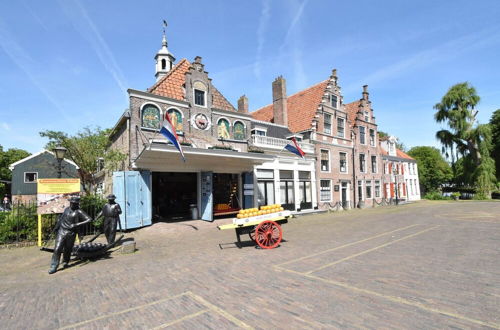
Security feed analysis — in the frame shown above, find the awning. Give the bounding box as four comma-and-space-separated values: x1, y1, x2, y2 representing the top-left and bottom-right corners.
133, 142, 275, 173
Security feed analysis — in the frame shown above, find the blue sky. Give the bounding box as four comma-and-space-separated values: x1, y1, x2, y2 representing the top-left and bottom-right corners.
1, 0, 499, 154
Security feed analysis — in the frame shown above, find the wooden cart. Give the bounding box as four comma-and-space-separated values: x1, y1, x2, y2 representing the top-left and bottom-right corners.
218, 212, 291, 249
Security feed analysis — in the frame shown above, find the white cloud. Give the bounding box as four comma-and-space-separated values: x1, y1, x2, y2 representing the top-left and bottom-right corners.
59, 0, 129, 93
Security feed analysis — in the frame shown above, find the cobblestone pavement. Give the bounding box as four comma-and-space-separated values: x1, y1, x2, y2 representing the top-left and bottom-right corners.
1, 201, 499, 329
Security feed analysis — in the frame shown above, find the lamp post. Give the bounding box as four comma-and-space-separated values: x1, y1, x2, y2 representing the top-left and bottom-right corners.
393, 163, 399, 206
53, 146, 67, 178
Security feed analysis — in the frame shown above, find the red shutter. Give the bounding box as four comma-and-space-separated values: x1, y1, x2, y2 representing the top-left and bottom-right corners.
390, 183, 395, 198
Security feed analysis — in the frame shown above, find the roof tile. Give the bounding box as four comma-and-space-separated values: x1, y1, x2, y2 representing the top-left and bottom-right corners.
251, 80, 329, 132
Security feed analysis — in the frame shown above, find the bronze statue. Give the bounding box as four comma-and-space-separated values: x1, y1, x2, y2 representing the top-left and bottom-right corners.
48, 196, 92, 274
97, 194, 122, 245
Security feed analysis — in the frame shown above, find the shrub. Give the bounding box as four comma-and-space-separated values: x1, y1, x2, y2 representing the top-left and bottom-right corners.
424, 191, 451, 200
0, 204, 38, 244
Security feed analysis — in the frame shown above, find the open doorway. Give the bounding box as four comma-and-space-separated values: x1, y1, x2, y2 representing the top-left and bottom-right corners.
213, 173, 241, 217
152, 172, 197, 221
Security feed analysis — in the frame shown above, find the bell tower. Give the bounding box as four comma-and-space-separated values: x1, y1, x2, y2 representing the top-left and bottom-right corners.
155, 21, 175, 81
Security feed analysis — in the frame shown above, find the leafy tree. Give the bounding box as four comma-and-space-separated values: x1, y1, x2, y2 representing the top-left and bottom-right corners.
40, 127, 126, 194
378, 131, 406, 151
434, 82, 496, 197
407, 146, 452, 194
490, 109, 500, 183
0, 146, 30, 197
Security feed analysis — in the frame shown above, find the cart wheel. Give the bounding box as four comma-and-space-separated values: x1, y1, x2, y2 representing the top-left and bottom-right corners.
248, 228, 256, 242
255, 220, 282, 249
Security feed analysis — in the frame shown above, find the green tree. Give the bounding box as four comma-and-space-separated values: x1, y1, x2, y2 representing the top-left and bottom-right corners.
490, 109, 500, 183
434, 82, 496, 198
0, 146, 30, 197
40, 127, 126, 194
407, 146, 453, 194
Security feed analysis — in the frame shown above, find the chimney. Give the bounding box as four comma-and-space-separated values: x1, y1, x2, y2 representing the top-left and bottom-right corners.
331, 69, 338, 86
272, 76, 288, 126
362, 85, 369, 100
238, 95, 248, 113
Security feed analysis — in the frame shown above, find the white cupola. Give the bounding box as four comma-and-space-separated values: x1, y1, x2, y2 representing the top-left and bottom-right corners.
155, 25, 175, 81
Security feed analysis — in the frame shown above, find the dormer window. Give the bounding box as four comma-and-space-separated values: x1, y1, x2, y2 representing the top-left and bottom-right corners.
194, 89, 205, 106
251, 128, 267, 136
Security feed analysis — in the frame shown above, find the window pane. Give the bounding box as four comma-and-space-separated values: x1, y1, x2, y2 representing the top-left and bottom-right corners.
194, 89, 205, 106
359, 126, 366, 144
279, 170, 293, 180
337, 118, 344, 137
256, 169, 274, 179
267, 181, 275, 205
279, 182, 287, 204
287, 183, 294, 204
257, 181, 266, 207
324, 113, 332, 134
305, 182, 311, 202
299, 171, 310, 180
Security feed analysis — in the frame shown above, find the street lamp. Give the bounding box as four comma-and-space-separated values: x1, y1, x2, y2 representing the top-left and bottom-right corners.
393, 163, 399, 206
53, 145, 67, 178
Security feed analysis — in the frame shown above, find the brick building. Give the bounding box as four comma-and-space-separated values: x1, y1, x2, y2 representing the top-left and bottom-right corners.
106, 28, 420, 228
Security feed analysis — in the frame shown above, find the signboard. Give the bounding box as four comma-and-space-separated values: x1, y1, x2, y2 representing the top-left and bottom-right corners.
37, 179, 80, 214
244, 189, 254, 196
243, 184, 254, 189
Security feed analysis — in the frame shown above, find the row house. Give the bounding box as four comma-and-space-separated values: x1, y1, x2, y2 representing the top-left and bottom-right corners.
252, 72, 384, 210
380, 136, 421, 202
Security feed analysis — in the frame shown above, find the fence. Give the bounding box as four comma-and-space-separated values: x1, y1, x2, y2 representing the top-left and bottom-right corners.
0, 199, 104, 247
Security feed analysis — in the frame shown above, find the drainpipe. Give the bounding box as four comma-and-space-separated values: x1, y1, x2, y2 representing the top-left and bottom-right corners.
351, 128, 357, 209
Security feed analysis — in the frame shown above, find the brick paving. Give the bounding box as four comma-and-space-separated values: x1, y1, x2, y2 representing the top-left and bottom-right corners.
0, 201, 499, 329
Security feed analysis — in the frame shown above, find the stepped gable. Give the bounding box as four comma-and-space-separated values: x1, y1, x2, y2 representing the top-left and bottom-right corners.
251, 80, 329, 133
147, 58, 236, 112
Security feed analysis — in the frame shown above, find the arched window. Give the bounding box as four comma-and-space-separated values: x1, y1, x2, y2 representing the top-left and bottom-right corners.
217, 119, 230, 139
161, 59, 166, 70
141, 104, 160, 129
233, 121, 245, 140
167, 108, 183, 133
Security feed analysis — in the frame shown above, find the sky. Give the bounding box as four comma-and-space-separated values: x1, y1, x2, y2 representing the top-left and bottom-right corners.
0, 0, 499, 154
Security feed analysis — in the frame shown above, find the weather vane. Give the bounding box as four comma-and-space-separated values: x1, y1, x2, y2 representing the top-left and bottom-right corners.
163, 20, 167, 34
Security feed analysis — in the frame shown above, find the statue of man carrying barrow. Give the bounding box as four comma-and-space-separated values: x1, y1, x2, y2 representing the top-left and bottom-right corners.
48, 196, 92, 274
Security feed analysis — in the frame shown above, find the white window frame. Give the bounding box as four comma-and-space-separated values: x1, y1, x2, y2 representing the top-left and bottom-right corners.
359, 126, 366, 144
339, 152, 348, 173
337, 118, 345, 138
371, 155, 377, 173
320, 149, 330, 172
320, 179, 332, 202
24, 172, 38, 183
369, 129, 375, 146
375, 180, 381, 198
324, 113, 332, 135
366, 180, 372, 199
359, 153, 366, 173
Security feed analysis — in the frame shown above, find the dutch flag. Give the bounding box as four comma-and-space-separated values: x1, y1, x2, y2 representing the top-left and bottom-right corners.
284, 137, 305, 158
160, 112, 186, 162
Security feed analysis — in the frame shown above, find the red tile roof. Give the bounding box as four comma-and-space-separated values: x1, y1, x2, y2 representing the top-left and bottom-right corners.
344, 101, 360, 127
396, 149, 414, 160
148, 59, 190, 101
379, 146, 414, 160
251, 80, 329, 132
147, 58, 235, 112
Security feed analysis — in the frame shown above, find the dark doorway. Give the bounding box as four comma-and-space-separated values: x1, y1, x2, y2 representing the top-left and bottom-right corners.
213, 173, 241, 217
152, 172, 197, 221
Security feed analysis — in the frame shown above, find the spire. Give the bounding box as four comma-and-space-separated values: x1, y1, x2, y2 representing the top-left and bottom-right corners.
155, 20, 175, 82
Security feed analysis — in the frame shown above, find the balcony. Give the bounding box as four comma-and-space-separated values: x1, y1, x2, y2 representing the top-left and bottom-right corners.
250, 135, 315, 154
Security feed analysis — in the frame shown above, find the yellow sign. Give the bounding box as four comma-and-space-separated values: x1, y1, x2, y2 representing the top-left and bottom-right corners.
37, 179, 80, 214
38, 179, 80, 194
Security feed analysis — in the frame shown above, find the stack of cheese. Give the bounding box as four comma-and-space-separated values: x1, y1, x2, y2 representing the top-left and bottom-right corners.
236, 204, 284, 219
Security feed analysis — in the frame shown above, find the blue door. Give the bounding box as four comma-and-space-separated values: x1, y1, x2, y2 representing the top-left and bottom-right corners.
243, 172, 254, 209
200, 171, 213, 221
113, 171, 152, 229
